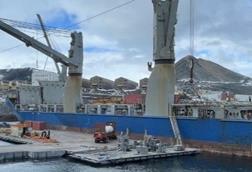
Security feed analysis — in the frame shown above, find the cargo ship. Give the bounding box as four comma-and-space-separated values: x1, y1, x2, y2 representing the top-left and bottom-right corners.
1, 0, 252, 157
8, 101, 251, 157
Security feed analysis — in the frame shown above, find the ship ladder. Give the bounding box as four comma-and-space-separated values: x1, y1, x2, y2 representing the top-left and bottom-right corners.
169, 115, 183, 146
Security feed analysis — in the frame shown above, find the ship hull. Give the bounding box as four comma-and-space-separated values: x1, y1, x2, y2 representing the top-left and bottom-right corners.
18, 111, 252, 156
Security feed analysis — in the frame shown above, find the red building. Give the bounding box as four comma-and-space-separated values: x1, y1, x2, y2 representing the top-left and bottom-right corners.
124, 94, 144, 104
221, 91, 234, 101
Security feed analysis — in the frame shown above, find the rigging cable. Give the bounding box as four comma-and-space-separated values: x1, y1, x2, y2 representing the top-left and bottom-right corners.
190, 0, 195, 56
189, 0, 195, 84
0, 0, 136, 54
66, 0, 135, 29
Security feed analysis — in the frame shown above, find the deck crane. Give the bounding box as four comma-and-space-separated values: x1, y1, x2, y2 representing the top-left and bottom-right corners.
146, 0, 182, 148
145, 0, 178, 116
0, 19, 83, 113
36, 14, 66, 82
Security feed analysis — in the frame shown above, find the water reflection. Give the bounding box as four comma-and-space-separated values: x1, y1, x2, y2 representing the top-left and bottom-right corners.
0, 153, 251, 172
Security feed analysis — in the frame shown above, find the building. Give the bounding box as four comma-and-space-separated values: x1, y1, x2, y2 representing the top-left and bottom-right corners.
139, 78, 148, 90
114, 77, 138, 90
90, 76, 114, 89
139, 78, 148, 89
82, 78, 91, 89
0, 68, 58, 86
124, 93, 144, 104
0, 81, 29, 105
32, 69, 59, 86
0, 81, 11, 90
18, 85, 41, 105
221, 91, 235, 101
199, 90, 222, 101
235, 94, 252, 102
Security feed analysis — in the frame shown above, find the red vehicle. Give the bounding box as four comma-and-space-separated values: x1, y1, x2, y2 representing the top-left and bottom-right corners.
93, 122, 117, 143
94, 131, 108, 143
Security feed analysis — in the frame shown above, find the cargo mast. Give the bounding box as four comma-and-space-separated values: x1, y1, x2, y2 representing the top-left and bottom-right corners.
0, 19, 83, 113
145, 0, 179, 116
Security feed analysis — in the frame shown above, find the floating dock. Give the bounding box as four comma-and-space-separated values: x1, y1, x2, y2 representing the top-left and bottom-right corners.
0, 130, 116, 163
0, 129, 200, 165
0, 146, 66, 163
68, 147, 200, 166
0, 134, 33, 144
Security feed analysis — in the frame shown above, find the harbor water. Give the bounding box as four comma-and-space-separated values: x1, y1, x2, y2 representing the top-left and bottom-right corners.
0, 153, 251, 172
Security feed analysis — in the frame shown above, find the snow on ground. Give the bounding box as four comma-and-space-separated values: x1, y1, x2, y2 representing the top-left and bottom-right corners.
242, 80, 252, 86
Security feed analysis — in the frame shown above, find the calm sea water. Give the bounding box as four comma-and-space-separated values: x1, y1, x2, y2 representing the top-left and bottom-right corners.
0, 153, 251, 172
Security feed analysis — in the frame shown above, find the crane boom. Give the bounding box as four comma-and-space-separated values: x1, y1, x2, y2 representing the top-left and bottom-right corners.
0, 18, 84, 113
152, 0, 178, 62
0, 19, 77, 67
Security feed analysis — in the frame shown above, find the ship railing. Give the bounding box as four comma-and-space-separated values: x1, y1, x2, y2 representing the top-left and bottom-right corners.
172, 103, 252, 121
16, 104, 64, 113
85, 104, 139, 116
172, 104, 217, 119
15, 103, 144, 116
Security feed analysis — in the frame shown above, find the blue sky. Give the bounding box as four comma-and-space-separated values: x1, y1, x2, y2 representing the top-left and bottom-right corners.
0, 0, 251, 82
44, 9, 79, 30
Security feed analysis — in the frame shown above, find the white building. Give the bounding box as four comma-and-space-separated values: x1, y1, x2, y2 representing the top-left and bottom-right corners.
198, 90, 222, 101
235, 94, 252, 102
32, 69, 59, 86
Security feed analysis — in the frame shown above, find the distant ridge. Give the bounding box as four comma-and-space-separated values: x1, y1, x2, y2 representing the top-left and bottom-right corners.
1, 57, 252, 94
176, 55, 249, 82
176, 55, 252, 94
0, 68, 33, 81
